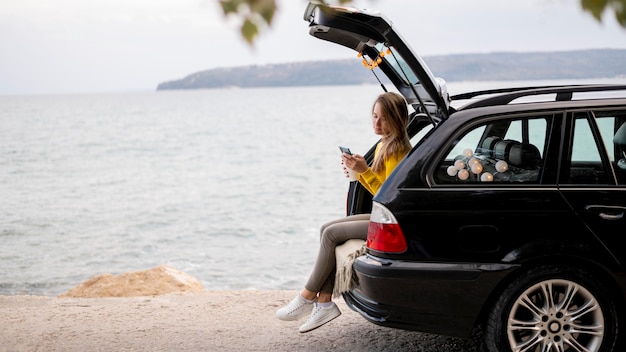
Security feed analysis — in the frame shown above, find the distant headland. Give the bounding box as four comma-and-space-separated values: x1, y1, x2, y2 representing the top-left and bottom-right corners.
156, 49, 626, 90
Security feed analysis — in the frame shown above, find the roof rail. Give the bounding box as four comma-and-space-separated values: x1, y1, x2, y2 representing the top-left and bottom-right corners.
452, 84, 626, 109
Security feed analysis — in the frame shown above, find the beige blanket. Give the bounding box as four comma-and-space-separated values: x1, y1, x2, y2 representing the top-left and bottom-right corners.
333, 239, 367, 298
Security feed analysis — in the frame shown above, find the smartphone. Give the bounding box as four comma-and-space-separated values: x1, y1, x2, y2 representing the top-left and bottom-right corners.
338, 146, 352, 155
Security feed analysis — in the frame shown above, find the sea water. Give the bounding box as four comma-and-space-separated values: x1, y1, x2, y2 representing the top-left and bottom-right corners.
1, 79, 624, 296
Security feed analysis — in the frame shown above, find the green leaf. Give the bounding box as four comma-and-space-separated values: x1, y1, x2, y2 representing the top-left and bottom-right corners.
241, 18, 259, 45
220, 0, 243, 15
580, 0, 626, 25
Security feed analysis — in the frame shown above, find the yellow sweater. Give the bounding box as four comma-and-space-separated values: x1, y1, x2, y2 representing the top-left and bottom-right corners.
358, 142, 407, 196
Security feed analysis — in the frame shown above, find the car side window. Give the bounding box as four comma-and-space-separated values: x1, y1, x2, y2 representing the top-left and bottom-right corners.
571, 110, 626, 185
564, 112, 626, 185
600, 111, 626, 185
567, 116, 608, 184
434, 116, 547, 184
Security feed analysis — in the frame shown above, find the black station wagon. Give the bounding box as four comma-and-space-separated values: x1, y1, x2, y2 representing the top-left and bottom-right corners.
303, 2, 626, 351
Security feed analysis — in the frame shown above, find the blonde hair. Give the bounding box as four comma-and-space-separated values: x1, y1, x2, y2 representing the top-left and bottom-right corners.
371, 92, 412, 173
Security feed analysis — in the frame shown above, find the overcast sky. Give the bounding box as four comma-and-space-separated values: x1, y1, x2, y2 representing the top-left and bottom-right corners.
1, 0, 625, 96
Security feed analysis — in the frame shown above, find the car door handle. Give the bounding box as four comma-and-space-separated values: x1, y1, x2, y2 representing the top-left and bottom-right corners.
584, 205, 625, 220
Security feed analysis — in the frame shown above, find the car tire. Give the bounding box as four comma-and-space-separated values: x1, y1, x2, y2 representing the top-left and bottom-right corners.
485, 264, 620, 352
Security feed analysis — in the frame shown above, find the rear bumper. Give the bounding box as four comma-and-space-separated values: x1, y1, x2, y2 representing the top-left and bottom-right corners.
345, 254, 518, 338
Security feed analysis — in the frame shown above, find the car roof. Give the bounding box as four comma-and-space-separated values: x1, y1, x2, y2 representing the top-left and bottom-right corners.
303, 1, 450, 121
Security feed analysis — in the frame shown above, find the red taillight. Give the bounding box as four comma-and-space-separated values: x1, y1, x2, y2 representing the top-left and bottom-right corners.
367, 221, 407, 252
367, 202, 407, 253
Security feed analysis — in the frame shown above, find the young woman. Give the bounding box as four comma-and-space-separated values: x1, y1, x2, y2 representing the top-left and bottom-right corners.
276, 91, 412, 333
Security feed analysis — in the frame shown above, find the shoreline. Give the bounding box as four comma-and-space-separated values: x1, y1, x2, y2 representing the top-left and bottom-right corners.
1, 290, 483, 352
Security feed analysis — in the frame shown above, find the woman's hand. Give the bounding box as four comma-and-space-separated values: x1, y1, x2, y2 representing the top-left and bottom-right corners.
342, 154, 368, 173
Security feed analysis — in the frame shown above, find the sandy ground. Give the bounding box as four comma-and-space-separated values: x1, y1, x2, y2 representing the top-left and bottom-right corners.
0, 290, 485, 352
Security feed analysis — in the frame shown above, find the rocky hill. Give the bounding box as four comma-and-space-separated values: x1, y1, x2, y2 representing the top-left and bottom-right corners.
156, 49, 626, 90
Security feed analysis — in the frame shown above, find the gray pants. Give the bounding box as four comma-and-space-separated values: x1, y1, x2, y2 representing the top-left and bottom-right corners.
304, 213, 370, 294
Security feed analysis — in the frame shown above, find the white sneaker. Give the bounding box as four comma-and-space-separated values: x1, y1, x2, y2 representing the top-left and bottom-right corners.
276, 295, 315, 321
298, 302, 341, 333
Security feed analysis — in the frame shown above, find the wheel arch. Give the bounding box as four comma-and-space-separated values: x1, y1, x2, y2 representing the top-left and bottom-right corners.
473, 253, 626, 339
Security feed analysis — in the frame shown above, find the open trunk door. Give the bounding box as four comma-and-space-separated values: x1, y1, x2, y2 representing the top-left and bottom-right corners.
303, 1, 451, 122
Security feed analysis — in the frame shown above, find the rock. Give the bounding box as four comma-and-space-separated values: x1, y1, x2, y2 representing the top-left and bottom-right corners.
59, 265, 205, 298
